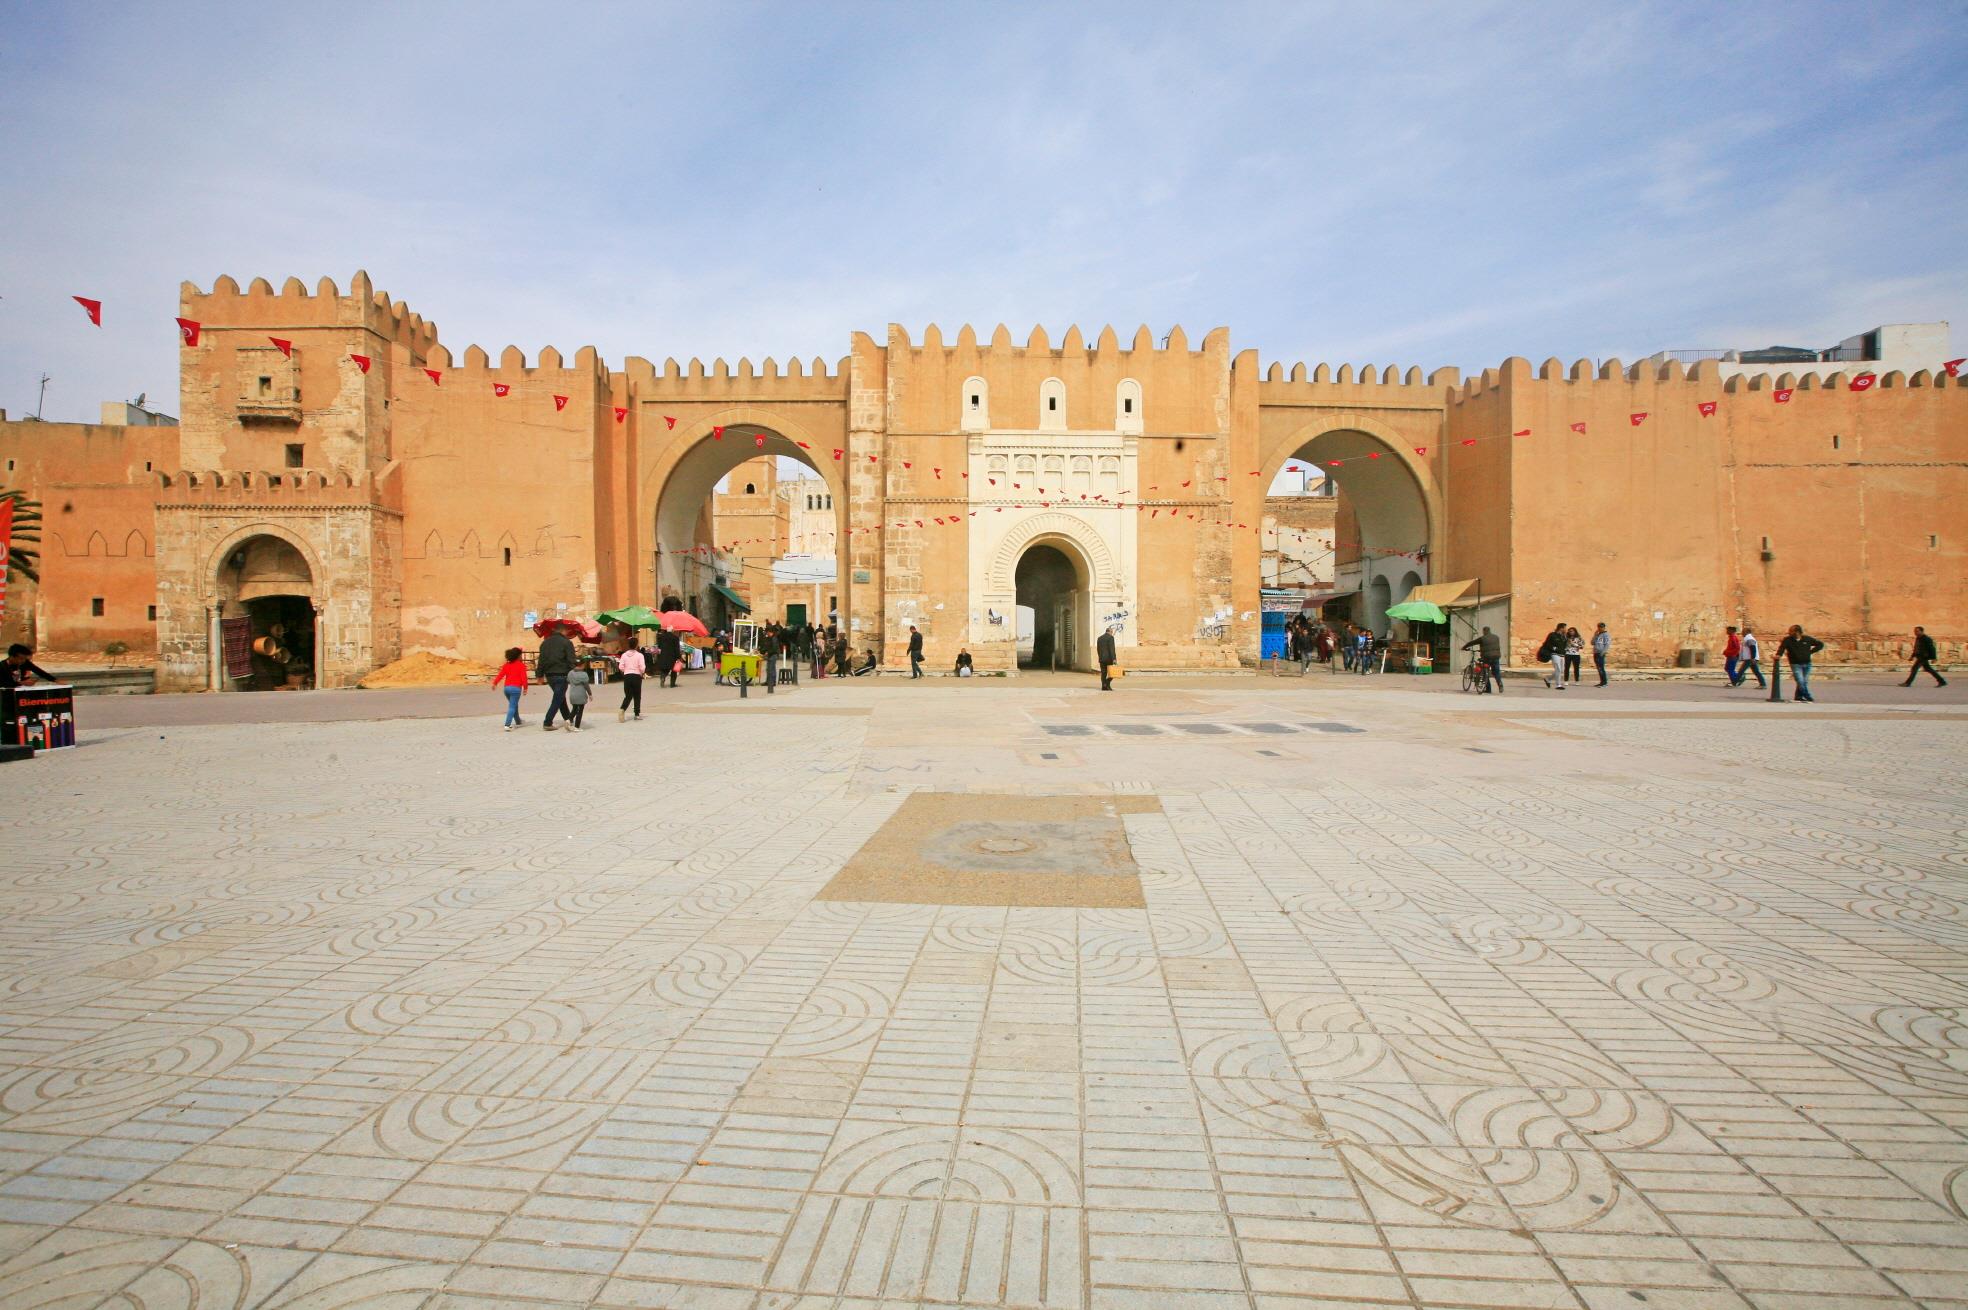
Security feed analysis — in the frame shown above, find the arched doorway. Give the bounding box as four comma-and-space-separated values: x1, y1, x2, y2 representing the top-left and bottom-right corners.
648, 424, 845, 637
217, 534, 316, 690
1015, 540, 1091, 671
1268, 427, 1433, 635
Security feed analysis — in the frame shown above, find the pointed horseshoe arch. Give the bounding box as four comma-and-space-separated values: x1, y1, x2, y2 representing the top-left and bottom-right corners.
987, 511, 1116, 593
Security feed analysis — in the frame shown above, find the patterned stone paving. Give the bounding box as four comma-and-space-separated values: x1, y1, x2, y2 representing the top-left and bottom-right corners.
0, 684, 1964, 1309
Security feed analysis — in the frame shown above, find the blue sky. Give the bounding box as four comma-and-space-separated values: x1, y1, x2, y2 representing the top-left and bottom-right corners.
2, 1, 1963, 424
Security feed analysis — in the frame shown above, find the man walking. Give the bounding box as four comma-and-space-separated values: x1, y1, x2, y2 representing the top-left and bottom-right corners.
1777, 625, 1824, 702
907, 625, 924, 679
1537, 622, 1569, 689
1591, 622, 1610, 686
1904, 626, 1947, 687
1734, 627, 1767, 688
1722, 627, 1742, 686
1461, 626, 1503, 693
536, 626, 576, 730
1097, 626, 1118, 691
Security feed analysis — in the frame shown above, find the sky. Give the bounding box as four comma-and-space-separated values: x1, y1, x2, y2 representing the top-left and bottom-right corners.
2, 1, 1964, 425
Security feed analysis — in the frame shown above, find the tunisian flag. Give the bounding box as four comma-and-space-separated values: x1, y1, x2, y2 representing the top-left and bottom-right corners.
0, 497, 12, 622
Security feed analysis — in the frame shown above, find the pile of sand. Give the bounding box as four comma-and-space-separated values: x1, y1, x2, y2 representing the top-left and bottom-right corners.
359, 650, 497, 689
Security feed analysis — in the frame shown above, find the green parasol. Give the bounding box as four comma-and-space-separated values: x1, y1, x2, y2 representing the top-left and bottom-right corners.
1385, 600, 1447, 624
594, 604, 665, 629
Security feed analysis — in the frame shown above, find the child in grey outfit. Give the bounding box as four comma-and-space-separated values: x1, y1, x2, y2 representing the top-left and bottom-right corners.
566, 667, 591, 731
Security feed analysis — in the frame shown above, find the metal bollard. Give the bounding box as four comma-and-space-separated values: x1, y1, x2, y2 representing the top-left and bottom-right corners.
1768, 655, 1783, 703
737, 670, 748, 699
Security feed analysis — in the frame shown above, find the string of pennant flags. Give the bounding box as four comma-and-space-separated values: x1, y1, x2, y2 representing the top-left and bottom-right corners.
66, 294, 1968, 561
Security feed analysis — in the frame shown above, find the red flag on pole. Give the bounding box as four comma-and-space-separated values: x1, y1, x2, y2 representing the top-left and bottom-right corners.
553, 394, 569, 411
614, 407, 627, 423
175, 318, 202, 346
1629, 412, 1648, 426
73, 296, 102, 325
1697, 401, 1717, 417
424, 368, 442, 385
492, 383, 510, 397
350, 354, 371, 373
1774, 388, 1794, 403
269, 337, 293, 358
1849, 373, 1876, 392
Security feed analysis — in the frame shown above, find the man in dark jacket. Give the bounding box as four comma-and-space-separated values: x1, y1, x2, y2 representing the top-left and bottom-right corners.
1904, 626, 1947, 687
907, 625, 924, 678
1097, 627, 1118, 691
536, 629, 576, 730
1777, 625, 1824, 702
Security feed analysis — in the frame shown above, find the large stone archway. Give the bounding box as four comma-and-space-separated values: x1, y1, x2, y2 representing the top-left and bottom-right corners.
977, 510, 1133, 674
638, 408, 850, 624
1258, 414, 1442, 633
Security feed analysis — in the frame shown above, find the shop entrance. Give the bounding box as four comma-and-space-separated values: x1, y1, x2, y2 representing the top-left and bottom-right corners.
218, 534, 316, 691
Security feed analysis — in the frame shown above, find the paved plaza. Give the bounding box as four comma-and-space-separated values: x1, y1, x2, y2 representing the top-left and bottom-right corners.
1, 678, 1965, 1309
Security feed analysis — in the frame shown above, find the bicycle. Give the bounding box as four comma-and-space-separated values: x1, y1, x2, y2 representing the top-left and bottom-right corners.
1462, 659, 1493, 693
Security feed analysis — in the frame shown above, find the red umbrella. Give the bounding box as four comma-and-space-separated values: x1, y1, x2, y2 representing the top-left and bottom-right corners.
659, 611, 709, 636
532, 617, 602, 641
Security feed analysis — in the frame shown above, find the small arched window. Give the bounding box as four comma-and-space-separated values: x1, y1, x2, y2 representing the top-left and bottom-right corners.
1039, 378, 1066, 431
744, 482, 756, 495
1116, 378, 1143, 434
961, 375, 989, 432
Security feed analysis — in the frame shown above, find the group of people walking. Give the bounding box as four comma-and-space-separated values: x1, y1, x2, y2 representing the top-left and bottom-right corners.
493, 624, 688, 732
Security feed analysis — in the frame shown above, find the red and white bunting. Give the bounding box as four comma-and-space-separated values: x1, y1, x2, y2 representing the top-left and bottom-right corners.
492, 383, 510, 397
613, 406, 627, 423
1570, 422, 1587, 434
664, 415, 677, 428
175, 317, 201, 346
350, 354, 371, 373
1944, 358, 1964, 377
1774, 388, 1794, 403
269, 337, 293, 358
1629, 412, 1648, 426
553, 394, 569, 411
1849, 373, 1876, 392
73, 296, 102, 325
1697, 401, 1717, 417
423, 368, 442, 385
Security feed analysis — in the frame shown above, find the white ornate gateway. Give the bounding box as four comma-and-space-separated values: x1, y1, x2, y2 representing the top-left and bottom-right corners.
967, 426, 1138, 672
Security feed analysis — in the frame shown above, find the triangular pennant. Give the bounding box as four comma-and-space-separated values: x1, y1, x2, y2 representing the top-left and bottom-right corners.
613, 406, 627, 422
350, 354, 371, 373
903, 461, 912, 469
1513, 428, 1530, 437
73, 296, 102, 325
175, 317, 202, 346
1697, 401, 1717, 417
1570, 422, 1587, 434
553, 394, 569, 411
712, 425, 724, 439
1329, 460, 1343, 467
492, 383, 510, 397
1943, 358, 1964, 377
754, 433, 766, 448
664, 415, 677, 429
831, 449, 842, 460
1774, 388, 1794, 403
269, 337, 293, 358
1367, 452, 1381, 460
424, 368, 443, 385
1414, 446, 1427, 456
868, 454, 878, 462
1848, 373, 1876, 392
1460, 438, 1476, 446
1629, 412, 1648, 426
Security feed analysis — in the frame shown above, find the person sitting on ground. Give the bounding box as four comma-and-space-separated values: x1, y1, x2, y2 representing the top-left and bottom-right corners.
855, 648, 878, 676
954, 648, 973, 677
1, 644, 55, 690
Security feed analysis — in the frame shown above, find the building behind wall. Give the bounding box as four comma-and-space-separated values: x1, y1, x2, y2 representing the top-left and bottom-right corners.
2, 273, 1962, 687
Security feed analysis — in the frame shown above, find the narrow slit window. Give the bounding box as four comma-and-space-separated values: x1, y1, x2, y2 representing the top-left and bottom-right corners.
502, 547, 512, 566
1931, 534, 1941, 549
147, 605, 157, 621
285, 443, 304, 467
258, 376, 272, 396
1831, 434, 1841, 451
91, 597, 105, 617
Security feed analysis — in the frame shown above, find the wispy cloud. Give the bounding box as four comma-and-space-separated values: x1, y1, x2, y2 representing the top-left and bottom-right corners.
1, 1, 1962, 423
